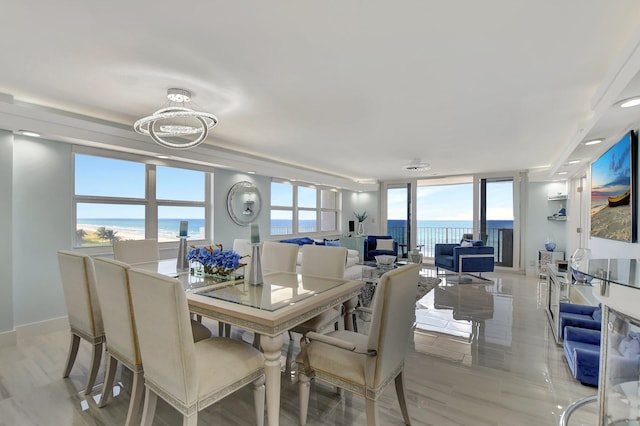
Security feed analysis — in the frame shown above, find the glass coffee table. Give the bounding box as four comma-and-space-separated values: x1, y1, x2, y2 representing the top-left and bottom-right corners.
360, 261, 410, 306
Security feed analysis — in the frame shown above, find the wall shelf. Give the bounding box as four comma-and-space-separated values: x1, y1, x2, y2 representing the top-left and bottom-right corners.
548, 194, 568, 201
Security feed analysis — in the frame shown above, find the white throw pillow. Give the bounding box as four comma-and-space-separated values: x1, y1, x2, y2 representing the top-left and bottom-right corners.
461, 241, 473, 247
376, 239, 394, 251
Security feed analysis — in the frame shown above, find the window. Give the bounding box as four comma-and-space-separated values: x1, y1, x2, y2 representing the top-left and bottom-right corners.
74, 153, 209, 247
270, 180, 340, 236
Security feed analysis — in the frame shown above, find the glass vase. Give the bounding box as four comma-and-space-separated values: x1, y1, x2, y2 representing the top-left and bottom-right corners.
570, 248, 592, 283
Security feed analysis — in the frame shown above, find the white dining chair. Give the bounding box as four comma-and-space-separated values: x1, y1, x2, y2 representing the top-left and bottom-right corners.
127, 268, 265, 426
113, 239, 159, 264
285, 245, 347, 371
297, 263, 420, 426
93, 258, 213, 426
261, 241, 298, 273
57, 250, 105, 395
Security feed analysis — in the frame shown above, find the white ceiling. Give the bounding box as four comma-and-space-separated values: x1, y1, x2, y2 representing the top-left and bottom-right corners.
3, 1, 640, 187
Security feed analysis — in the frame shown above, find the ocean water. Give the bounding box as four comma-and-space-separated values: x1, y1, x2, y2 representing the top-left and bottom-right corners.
77, 218, 205, 240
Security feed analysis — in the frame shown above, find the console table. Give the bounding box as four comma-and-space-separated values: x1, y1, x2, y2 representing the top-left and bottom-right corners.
545, 264, 570, 344
559, 258, 640, 426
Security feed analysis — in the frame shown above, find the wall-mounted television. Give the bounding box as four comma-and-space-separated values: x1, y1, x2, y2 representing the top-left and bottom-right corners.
590, 130, 638, 242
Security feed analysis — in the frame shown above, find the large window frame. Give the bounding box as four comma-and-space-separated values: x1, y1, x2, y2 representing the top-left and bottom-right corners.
270, 179, 341, 237
73, 146, 212, 252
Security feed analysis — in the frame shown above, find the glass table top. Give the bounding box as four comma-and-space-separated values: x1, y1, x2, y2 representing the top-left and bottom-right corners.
193, 272, 350, 312
575, 258, 640, 290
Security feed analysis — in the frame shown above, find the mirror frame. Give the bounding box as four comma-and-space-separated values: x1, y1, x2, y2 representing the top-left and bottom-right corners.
227, 181, 262, 225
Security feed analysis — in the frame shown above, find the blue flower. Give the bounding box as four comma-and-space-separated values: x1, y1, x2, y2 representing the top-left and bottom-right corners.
186, 245, 242, 271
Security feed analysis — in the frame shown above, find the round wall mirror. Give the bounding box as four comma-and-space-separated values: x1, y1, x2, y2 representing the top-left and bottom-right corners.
227, 181, 262, 225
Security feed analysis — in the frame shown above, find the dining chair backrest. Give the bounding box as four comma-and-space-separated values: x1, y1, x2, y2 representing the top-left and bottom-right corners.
113, 239, 159, 264
366, 263, 419, 389
301, 244, 347, 279
93, 258, 140, 367
128, 268, 199, 407
57, 250, 104, 339
262, 241, 298, 273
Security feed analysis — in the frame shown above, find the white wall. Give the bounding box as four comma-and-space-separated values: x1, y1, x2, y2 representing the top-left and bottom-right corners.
12, 137, 71, 326
525, 181, 571, 274
342, 190, 380, 235
0, 131, 13, 333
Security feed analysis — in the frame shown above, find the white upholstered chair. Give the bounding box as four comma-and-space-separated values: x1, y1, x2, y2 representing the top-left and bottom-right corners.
297, 263, 419, 426
127, 268, 266, 426
93, 258, 212, 426
261, 241, 298, 273
284, 245, 347, 371
294, 244, 347, 334
57, 250, 105, 395
113, 239, 159, 264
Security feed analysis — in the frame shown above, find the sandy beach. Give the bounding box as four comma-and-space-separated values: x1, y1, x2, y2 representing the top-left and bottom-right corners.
590, 204, 632, 241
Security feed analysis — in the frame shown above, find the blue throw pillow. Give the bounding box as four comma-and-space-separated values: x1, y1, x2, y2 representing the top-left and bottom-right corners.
280, 237, 315, 245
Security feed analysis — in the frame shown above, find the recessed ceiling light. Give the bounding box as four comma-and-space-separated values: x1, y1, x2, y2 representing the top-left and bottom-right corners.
247, 171, 256, 175
584, 139, 603, 146
290, 179, 297, 182
18, 130, 40, 137
156, 155, 169, 159
558, 172, 568, 175
567, 160, 580, 165
618, 97, 640, 108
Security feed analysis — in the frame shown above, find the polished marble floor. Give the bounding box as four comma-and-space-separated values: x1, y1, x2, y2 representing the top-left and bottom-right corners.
0, 270, 599, 425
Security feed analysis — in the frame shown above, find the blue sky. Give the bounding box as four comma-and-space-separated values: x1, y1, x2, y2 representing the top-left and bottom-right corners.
75, 154, 205, 218
388, 181, 514, 221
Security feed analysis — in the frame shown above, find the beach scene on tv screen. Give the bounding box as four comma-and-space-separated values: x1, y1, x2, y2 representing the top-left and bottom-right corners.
591, 132, 633, 241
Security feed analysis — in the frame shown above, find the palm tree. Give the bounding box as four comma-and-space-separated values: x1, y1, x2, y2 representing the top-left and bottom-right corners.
75, 229, 86, 246
96, 226, 120, 243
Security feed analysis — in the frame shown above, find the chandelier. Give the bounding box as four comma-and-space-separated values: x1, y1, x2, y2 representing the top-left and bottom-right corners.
134, 88, 218, 149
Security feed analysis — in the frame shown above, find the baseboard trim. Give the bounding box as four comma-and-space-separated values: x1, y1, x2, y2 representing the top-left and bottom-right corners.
15, 316, 68, 341
0, 329, 16, 347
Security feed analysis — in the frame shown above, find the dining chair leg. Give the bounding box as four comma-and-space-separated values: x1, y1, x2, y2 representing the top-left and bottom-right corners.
63, 334, 80, 378
252, 375, 265, 426
298, 372, 311, 426
394, 371, 411, 425
140, 387, 157, 426
126, 370, 145, 426
365, 398, 378, 426
84, 340, 104, 395
98, 355, 118, 407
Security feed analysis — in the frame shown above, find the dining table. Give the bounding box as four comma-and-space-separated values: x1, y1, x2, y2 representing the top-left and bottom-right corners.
131, 259, 363, 426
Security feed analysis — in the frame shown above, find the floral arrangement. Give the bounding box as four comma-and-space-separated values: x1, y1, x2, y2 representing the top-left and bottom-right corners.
186, 244, 247, 277
354, 211, 368, 223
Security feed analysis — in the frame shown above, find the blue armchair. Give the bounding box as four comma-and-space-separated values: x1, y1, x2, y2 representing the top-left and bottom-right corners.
363, 235, 398, 261
563, 326, 640, 387
434, 240, 494, 279
563, 326, 601, 386
558, 302, 601, 341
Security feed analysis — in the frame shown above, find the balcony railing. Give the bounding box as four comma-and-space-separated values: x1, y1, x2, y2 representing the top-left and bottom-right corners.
389, 225, 513, 266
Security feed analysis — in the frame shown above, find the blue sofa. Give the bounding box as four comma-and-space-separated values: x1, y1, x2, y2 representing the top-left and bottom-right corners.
363, 235, 398, 261
558, 302, 601, 341
434, 240, 495, 279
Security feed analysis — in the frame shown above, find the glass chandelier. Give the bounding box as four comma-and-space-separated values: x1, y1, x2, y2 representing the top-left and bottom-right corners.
134, 88, 218, 149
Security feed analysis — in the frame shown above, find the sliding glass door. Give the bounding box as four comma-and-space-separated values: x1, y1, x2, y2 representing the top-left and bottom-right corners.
479, 178, 514, 267
386, 184, 411, 258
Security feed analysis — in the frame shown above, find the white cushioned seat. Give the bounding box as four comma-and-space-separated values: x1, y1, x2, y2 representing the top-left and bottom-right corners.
127, 268, 265, 426
297, 263, 420, 426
